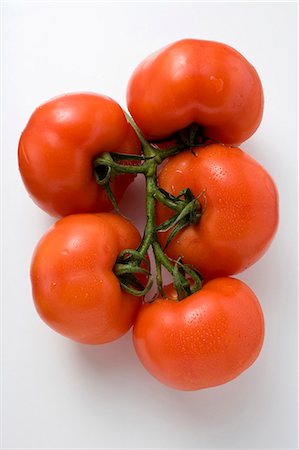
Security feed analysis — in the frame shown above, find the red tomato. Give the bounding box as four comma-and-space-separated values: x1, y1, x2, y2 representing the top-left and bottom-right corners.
133, 278, 264, 391
127, 39, 263, 145
18, 93, 141, 217
156, 144, 278, 279
31, 213, 143, 344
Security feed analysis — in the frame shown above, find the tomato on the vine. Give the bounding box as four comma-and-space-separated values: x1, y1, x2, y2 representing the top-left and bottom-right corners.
133, 278, 264, 391
18, 93, 141, 217
31, 213, 145, 344
127, 39, 263, 145
19, 40, 276, 394
156, 143, 278, 280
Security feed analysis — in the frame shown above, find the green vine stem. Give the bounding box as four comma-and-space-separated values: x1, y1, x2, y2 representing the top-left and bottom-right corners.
93, 113, 204, 301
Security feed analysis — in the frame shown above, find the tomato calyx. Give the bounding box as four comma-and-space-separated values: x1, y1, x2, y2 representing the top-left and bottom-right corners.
94, 114, 204, 302
150, 122, 217, 153
177, 123, 208, 148
156, 187, 206, 250
114, 249, 154, 296
93, 151, 148, 211
170, 257, 203, 300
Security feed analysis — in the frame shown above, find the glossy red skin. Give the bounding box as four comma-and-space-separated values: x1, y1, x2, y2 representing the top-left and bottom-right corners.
133, 279, 264, 391
127, 39, 263, 145
18, 93, 141, 217
31, 213, 143, 344
157, 144, 278, 279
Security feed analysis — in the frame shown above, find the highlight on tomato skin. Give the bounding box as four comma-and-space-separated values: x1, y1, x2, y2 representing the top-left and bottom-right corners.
18, 92, 141, 217
30, 213, 145, 345
127, 38, 264, 146
156, 143, 279, 280
133, 278, 265, 391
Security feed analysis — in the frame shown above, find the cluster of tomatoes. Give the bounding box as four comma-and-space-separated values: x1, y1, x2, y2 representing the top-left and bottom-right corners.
18, 39, 278, 391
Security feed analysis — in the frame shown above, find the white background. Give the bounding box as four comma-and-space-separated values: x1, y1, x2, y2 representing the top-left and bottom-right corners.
2, 2, 298, 449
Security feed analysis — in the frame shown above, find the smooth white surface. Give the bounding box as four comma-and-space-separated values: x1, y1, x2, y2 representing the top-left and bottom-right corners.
2, 2, 298, 449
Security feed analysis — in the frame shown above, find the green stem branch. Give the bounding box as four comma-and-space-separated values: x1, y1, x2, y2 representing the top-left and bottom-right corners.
105, 114, 203, 300
153, 189, 184, 211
